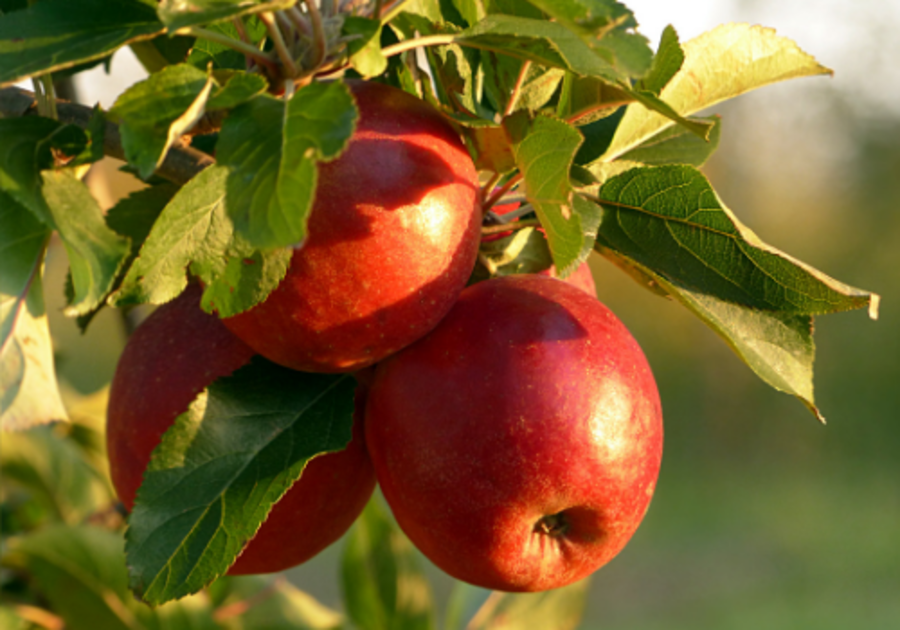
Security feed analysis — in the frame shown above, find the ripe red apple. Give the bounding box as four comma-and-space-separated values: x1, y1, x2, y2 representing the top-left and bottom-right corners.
365, 274, 662, 592
107, 284, 376, 575
484, 199, 598, 297
222, 80, 482, 373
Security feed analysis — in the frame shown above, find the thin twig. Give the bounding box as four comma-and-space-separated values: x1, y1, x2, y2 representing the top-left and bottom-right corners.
482, 173, 522, 213
504, 60, 531, 117
260, 12, 299, 77
480, 172, 502, 203
481, 218, 540, 236
0, 87, 213, 186
303, 0, 327, 73
381, 0, 414, 23
381, 33, 458, 59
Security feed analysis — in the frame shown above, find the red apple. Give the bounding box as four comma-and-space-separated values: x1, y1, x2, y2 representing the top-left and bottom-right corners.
222, 81, 482, 373
365, 274, 662, 592
484, 199, 598, 297
107, 284, 376, 575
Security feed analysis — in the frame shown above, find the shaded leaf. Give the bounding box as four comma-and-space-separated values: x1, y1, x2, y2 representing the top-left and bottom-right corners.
602, 23, 833, 161
596, 245, 824, 421
109, 63, 214, 180
618, 115, 721, 167
218, 82, 357, 249
0, 116, 60, 218
470, 226, 553, 285
341, 500, 436, 630
125, 359, 357, 605
504, 111, 601, 276
0, 191, 49, 350
0, 0, 164, 87
106, 182, 180, 257
157, 0, 294, 31
594, 165, 878, 316
186, 18, 268, 70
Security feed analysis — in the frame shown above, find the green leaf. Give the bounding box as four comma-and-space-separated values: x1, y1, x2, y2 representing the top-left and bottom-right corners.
594, 165, 879, 317
214, 576, 344, 629
556, 74, 634, 124
207, 72, 268, 110
218, 82, 358, 249
637, 24, 683, 95
112, 165, 290, 318
0, 116, 60, 218
617, 115, 721, 167
344, 16, 388, 79
0, 191, 48, 350
109, 64, 215, 180
158, 0, 294, 31
470, 226, 553, 285
446, 579, 589, 630
596, 246, 823, 421
125, 359, 357, 605
601, 23, 833, 161
0, 199, 67, 430
2, 525, 219, 630
0, 119, 130, 317
341, 500, 436, 630
503, 111, 601, 276
130, 34, 196, 73
186, 18, 267, 70
0, 0, 164, 87
106, 182, 180, 257
458, 15, 626, 85
41, 171, 132, 316
0, 607, 27, 630
0, 424, 110, 524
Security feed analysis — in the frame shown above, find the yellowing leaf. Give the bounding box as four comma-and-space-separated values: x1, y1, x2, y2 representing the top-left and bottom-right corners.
601, 23, 832, 161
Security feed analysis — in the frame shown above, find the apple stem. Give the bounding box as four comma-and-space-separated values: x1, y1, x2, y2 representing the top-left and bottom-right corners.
481, 218, 541, 237
535, 512, 570, 538
504, 60, 532, 117
482, 173, 522, 213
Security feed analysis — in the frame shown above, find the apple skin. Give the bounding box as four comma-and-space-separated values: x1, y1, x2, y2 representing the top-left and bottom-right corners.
485, 200, 597, 297
107, 284, 376, 575
365, 274, 662, 592
222, 80, 482, 373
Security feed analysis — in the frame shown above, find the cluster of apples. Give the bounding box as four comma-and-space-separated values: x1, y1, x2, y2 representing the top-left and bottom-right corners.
106, 81, 663, 592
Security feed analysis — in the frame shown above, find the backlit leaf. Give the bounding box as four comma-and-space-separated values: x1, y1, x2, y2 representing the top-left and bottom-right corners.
601, 23, 832, 161
504, 111, 601, 276
342, 500, 436, 630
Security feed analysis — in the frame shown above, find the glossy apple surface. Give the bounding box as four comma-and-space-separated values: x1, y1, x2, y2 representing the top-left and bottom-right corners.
223, 80, 482, 373
365, 275, 662, 591
107, 284, 376, 574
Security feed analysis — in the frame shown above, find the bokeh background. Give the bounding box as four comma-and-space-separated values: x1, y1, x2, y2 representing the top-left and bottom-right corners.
29, 1, 900, 628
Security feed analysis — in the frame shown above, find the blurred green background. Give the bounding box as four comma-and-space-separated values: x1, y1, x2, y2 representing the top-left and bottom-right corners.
20, 1, 900, 628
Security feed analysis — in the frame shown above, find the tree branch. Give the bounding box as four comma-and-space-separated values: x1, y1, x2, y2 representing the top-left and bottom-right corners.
0, 86, 213, 186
